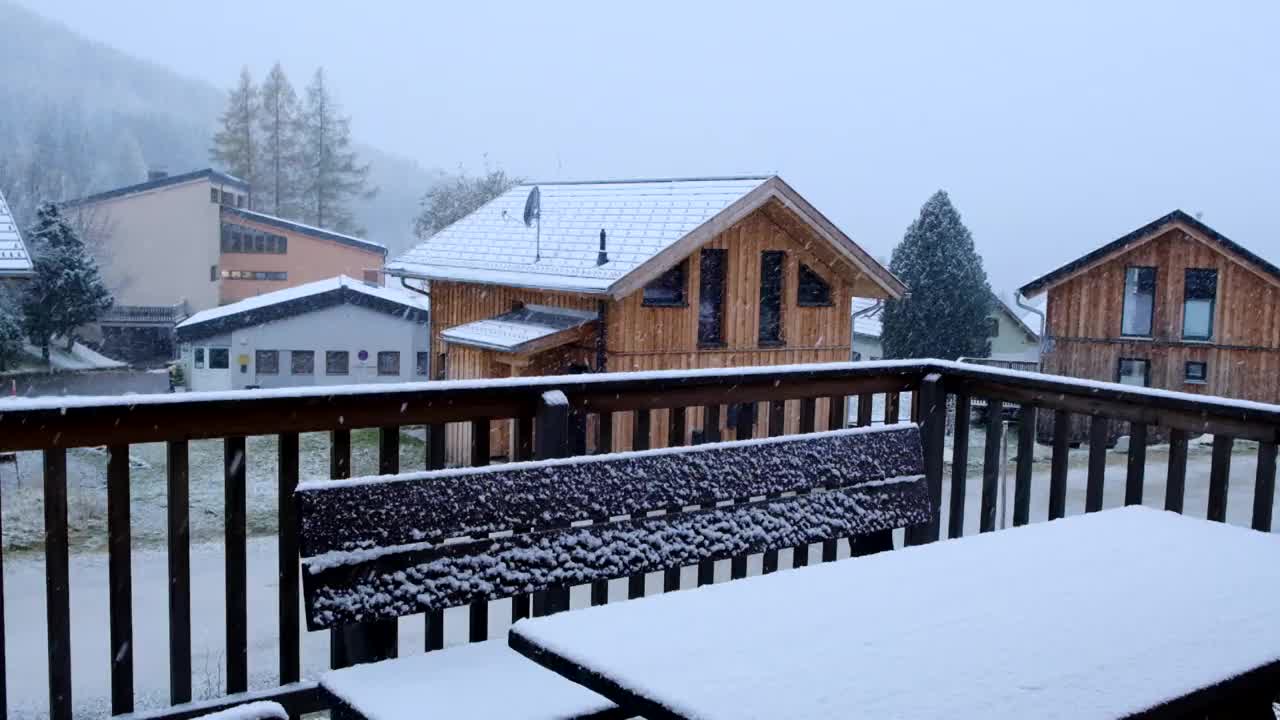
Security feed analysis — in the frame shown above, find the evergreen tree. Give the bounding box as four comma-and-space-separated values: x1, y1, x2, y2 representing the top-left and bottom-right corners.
20, 203, 113, 361
257, 62, 303, 218
299, 68, 374, 233
210, 67, 260, 205
880, 190, 993, 360
0, 293, 23, 372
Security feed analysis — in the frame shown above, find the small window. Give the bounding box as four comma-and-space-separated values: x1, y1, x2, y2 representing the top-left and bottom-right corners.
377, 351, 400, 376
194, 347, 205, 369
208, 348, 230, 370
985, 317, 1000, 338
326, 350, 349, 375
698, 249, 727, 346
220, 190, 232, 206
211, 188, 220, 204
1121, 267, 1156, 337
797, 264, 832, 306
363, 269, 380, 285
1185, 361, 1208, 384
291, 350, 315, 375
758, 251, 785, 346
1117, 358, 1150, 387
1182, 268, 1217, 340
437, 352, 448, 380
642, 260, 687, 306
415, 352, 429, 376
210, 265, 218, 282
236, 194, 245, 208
254, 234, 266, 253
278, 235, 287, 254
255, 350, 279, 375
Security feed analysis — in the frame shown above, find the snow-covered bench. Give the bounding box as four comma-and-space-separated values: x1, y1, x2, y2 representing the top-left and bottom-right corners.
294, 423, 930, 719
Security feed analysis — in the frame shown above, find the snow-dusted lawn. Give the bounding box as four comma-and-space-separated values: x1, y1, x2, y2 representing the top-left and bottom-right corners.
1, 424, 1275, 717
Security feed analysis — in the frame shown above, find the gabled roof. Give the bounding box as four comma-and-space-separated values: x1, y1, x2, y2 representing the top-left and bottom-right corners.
387, 175, 905, 299
63, 168, 248, 208
442, 304, 599, 354
1020, 210, 1280, 297
175, 275, 428, 342
993, 295, 1040, 340
0, 189, 33, 278
222, 207, 386, 254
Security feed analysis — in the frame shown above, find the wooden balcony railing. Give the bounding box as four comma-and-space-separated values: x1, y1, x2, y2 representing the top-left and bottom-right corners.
0, 360, 1275, 719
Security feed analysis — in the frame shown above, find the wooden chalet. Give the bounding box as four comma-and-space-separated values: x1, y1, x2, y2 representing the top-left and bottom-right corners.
1020, 210, 1280, 407
388, 175, 905, 463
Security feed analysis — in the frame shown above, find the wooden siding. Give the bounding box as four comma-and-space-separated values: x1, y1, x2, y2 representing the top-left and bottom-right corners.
1042, 223, 1280, 405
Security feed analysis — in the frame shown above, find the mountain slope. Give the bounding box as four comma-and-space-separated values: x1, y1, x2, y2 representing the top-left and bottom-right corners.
0, 0, 434, 255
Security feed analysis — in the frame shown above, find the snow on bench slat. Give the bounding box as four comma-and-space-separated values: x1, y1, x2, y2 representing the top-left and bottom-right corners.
191, 701, 288, 720
511, 507, 1280, 720
296, 424, 923, 557
303, 477, 929, 628
321, 638, 614, 720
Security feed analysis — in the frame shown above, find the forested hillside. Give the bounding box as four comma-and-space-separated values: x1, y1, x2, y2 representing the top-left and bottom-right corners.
0, 0, 436, 255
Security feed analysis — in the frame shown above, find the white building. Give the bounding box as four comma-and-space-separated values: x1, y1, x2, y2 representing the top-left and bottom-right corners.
850, 293, 1041, 365
174, 276, 429, 392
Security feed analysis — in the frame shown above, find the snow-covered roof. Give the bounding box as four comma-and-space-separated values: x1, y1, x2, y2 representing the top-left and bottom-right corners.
222, 207, 386, 253
851, 294, 1042, 341
0, 189, 33, 277
993, 294, 1041, 340
176, 275, 428, 341
63, 168, 248, 207
442, 304, 599, 354
851, 297, 883, 338
388, 175, 906, 299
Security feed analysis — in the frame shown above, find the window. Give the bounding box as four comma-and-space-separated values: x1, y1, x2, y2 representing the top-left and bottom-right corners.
985, 317, 1000, 338
291, 350, 315, 375
1182, 268, 1217, 340
1117, 358, 1150, 387
220, 270, 287, 281
698, 249, 727, 346
363, 270, 380, 286
208, 348, 230, 370
236, 194, 245, 208
211, 188, 220, 204
642, 260, 687, 306
416, 352, 429, 376
1121, 266, 1156, 337
437, 352, 447, 380
758, 251, 785, 346
377, 351, 400, 376
326, 350, 349, 375
255, 350, 279, 375
797, 263, 832, 306
194, 347, 205, 369
1185, 361, 1208, 384
210, 265, 218, 282
220, 224, 287, 254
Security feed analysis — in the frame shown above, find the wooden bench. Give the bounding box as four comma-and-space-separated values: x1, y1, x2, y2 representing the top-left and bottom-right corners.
295, 421, 931, 719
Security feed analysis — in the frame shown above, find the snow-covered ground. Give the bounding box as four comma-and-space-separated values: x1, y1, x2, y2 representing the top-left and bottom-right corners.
1, 423, 1276, 717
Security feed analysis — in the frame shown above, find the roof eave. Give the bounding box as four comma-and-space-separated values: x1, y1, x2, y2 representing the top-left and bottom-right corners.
385, 265, 614, 297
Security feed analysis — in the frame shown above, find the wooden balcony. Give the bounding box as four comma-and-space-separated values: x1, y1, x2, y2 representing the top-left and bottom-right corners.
0, 360, 1275, 719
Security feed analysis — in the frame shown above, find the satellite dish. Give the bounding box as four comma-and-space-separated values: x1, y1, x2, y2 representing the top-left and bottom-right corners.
523, 186, 541, 227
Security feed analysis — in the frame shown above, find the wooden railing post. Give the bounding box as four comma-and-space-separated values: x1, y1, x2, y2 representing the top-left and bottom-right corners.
536, 391, 572, 615
906, 373, 945, 546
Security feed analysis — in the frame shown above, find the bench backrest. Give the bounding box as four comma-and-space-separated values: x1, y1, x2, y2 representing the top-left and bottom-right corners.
296, 423, 930, 630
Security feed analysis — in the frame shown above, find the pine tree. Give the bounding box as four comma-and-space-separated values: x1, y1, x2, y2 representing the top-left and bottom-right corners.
0, 293, 23, 372
257, 62, 303, 218
880, 190, 993, 360
299, 68, 374, 233
210, 67, 260, 206
20, 203, 113, 361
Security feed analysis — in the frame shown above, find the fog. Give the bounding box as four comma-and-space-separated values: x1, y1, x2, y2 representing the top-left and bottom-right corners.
20, 0, 1280, 292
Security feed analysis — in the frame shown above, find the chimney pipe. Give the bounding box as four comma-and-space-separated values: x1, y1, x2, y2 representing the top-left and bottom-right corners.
597, 228, 608, 266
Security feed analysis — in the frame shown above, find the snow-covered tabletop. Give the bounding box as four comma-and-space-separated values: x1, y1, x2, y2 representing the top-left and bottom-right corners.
509, 507, 1280, 719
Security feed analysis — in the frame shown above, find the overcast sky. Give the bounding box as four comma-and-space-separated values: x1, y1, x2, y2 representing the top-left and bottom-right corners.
22, 0, 1280, 295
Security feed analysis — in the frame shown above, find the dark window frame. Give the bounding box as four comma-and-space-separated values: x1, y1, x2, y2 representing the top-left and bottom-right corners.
208, 347, 230, 370
697, 248, 727, 347
796, 263, 833, 307
255, 349, 280, 375
642, 260, 688, 307
415, 352, 430, 376
291, 350, 315, 375
984, 317, 1000, 338
1120, 266, 1157, 338
1184, 360, 1208, 384
325, 350, 350, 376
1116, 357, 1151, 387
194, 347, 205, 369
377, 351, 401, 377
758, 250, 786, 347
1182, 268, 1217, 341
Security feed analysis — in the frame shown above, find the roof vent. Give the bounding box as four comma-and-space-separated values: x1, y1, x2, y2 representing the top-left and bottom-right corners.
147, 169, 169, 182
597, 229, 608, 266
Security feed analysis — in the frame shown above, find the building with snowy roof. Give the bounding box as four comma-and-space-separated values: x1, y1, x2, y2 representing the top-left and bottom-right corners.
849, 293, 1041, 365
387, 174, 905, 463
62, 168, 388, 362
174, 275, 428, 392
0, 187, 34, 283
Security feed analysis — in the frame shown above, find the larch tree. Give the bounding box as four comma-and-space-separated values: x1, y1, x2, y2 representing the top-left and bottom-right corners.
880, 190, 993, 360
299, 68, 373, 233
210, 67, 260, 206
414, 167, 519, 238
257, 62, 303, 218
20, 203, 113, 361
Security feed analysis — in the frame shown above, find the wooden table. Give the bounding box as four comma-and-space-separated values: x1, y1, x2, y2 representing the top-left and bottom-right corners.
510, 508, 1280, 719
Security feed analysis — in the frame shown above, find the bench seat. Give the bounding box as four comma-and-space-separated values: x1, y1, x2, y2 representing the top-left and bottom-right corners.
320, 638, 619, 720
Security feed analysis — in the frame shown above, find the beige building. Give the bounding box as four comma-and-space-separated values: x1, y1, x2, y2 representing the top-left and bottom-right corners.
64, 169, 386, 361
